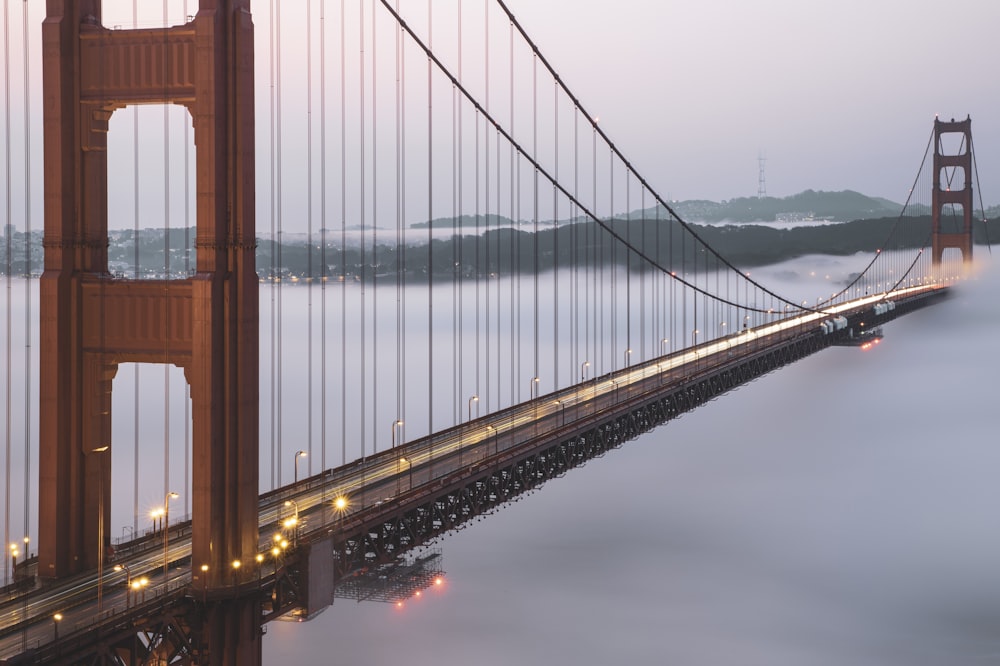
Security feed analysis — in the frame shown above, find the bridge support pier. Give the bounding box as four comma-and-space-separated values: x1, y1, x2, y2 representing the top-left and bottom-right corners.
195, 596, 264, 665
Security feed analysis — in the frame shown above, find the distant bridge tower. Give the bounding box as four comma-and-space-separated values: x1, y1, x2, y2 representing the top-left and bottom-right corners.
931, 116, 974, 266
41, 1, 260, 662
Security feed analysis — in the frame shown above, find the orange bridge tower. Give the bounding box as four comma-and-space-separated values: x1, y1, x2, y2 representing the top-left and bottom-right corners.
40, 1, 260, 661
931, 116, 975, 266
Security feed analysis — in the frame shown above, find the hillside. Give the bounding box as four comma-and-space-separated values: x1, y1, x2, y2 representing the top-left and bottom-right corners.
654, 189, 906, 223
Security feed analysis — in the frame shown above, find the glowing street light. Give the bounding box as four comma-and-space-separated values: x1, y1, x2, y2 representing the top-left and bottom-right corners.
398, 457, 413, 494
333, 495, 349, 532
529, 376, 540, 400
623, 348, 632, 368
283, 500, 299, 547
135, 576, 149, 603
150, 507, 165, 532
284, 499, 299, 523
467, 395, 479, 423
580, 360, 590, 381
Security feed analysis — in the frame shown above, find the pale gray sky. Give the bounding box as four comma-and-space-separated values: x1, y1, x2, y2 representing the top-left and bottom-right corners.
503, 0, 1000, 203
8, 0, 998, 234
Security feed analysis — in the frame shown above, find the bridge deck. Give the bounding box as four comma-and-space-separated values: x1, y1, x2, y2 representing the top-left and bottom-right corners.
0, 285, 949, 662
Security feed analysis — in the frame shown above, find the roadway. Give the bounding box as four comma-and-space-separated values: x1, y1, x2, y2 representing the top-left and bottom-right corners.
0, 283, 947, 659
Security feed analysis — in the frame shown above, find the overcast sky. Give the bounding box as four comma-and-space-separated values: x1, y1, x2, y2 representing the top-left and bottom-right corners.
7, 0, 997, 235
500, 0, 1000, 203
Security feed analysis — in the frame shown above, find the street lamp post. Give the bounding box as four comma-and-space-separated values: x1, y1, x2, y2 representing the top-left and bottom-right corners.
163, 491, 179, 583
150, 508, 164, 532
660, 338, 669, 356
391, 419, 404, 449
580, 360, 590, 382
529, 376, 540, 400
294, 450, 307, 484
398, 457, 413, 494
283, 500, 299, 547
53, 613, 62, 644
623, 348, 632, 368
487, 424, 497, 456
467, 395, 479, 423
554, 400, 566, 426
114, 563, 132, 610
92, 446, 109, 611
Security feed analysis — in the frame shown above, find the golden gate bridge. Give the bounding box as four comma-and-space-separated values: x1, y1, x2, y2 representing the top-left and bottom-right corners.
0, 0, 989, 663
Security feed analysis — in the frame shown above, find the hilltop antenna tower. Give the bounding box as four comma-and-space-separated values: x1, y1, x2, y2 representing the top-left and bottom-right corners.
757, 151, 767, 199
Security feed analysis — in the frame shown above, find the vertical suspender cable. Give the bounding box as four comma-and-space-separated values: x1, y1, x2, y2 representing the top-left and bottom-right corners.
475, 106, 481, 415
320, 0, 327, 472
359, 0, 366, 455
531, 55, 540, 388
427, 1, 434, 438
532, 52, 538, 391
306, 0, 314, 474
626, 173, 631, 364
340, 0, 347, 466
3, 0, 11, 586
453, 4, 461, 425
397, 0, 406, 444
268, 0, 276, 487
483, 0, 491, 413
19, 0, 31, 556
394, 0, 402, 445
494, 114, 501, 411
639, 186, 645, 358
573, 106, 580, 378
162, 0, 171, 506
370, 0, 379, 455
131, 0, 140, 533
583, 119, 602, 377
182, 0, 191, 516
276, 0, 284, 484
551, 78, 558, 387
608, 144, 620, 370
508, 18, 515, 405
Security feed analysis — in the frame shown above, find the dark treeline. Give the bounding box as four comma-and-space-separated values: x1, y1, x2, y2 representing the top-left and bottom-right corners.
4, 215, 996, 278
257, 215, 999, 281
